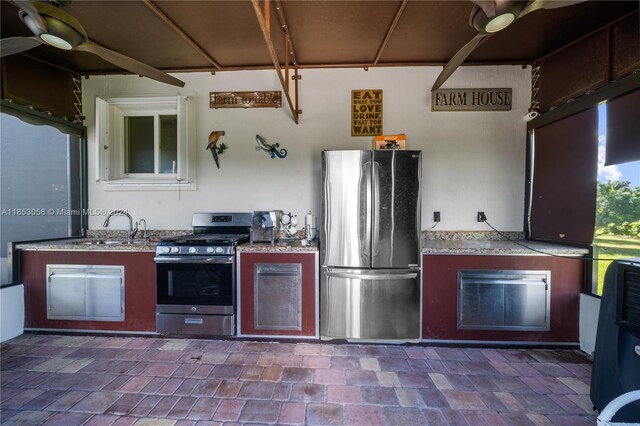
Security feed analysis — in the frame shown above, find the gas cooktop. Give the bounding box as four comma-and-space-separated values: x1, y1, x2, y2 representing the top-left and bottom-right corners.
155, 212, 252, 257
159, 234, 249, 246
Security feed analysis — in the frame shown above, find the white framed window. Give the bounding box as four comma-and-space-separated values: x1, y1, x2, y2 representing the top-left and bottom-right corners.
95, 95, 196, 190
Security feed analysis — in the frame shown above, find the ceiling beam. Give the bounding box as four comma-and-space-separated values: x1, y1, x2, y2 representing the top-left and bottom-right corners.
142, 0, 221, 70
20, 53, 80, 75
251, 0, 299, 124
372, 0, 408, 66
80, 59, 533, 76
274, 0, 298, 67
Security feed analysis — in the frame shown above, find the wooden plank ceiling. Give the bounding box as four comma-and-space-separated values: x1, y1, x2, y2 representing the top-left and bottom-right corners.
0, 0, 638, 75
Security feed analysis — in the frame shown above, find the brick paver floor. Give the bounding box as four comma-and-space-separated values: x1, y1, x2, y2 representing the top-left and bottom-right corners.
0, 334, 596, 425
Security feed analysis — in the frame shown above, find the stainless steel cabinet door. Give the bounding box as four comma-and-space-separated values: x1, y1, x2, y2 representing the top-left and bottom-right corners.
372, 150, 421, 268
85, 272, 125, 319
322, 151, 372, 268
321, 267, 420, 340
254, 263, 302, 331
457, 270, 550, 331
47, 265, 124, 321
48, 271, 86, 317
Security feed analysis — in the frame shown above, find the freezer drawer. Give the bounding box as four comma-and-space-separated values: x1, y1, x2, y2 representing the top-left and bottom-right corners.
321, 267, 420, 340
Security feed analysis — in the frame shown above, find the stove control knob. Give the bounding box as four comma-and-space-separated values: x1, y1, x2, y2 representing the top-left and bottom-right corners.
170, 247, 179, 254
188, 247, 197, 254
216, 247, 224, 254
159, 246, 171, 254
206, 247, 215, 253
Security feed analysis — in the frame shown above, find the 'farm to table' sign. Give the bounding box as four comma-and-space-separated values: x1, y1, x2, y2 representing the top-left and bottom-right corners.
351, 89, 383, 136
210, 91, 282, 108
432, 88, 512, 111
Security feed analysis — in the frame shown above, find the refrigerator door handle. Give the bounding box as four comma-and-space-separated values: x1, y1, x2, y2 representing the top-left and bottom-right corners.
372, 160, 381, 258
325, 270, 418, 281
363, 161, 372, 263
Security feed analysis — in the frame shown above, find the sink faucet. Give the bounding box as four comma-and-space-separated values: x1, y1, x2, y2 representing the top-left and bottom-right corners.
103, 210, 138, 242
137, 218, 149, 240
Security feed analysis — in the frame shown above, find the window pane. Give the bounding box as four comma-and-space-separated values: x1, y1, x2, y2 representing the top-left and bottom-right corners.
159, 115, 177, 174
0, 112, 83, 260
594, 104, 640, 295
124, 116, 154, 173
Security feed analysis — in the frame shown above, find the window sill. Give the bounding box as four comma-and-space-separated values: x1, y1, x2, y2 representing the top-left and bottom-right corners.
101, 179, 195, 191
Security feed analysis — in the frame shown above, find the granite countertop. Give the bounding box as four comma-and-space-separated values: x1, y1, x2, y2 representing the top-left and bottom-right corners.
238, 239, 319, 252
17, 235, 319, 253
15, 237, 158, 252
422, 239, 589, 255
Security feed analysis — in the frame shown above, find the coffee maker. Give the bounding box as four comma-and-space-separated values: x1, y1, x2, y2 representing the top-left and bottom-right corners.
250, 211, 282, 245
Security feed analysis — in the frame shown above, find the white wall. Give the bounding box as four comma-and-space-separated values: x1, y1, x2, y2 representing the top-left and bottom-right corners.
82, 66, 531, 231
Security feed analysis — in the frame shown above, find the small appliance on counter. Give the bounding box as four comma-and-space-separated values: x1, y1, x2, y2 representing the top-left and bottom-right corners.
281, 211, 298, 239
250, 210, 282, 245
304, 211, 317, 242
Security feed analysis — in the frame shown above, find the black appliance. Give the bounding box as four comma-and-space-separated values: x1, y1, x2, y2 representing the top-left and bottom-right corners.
591, 258, 640, 421
154, 212, 251, 336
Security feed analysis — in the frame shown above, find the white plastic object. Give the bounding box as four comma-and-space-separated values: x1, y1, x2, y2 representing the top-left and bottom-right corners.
596, 390, 640, 426
285, 224, 297, 237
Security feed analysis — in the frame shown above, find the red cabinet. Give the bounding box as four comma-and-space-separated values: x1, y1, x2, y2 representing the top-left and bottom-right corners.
422, 254, 583, 343
20, 250, 157, 332
238, 251, 318, 338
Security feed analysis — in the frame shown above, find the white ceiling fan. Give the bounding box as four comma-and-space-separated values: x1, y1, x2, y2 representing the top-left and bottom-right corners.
431, 0, 587, 91
0, 0, 185, 87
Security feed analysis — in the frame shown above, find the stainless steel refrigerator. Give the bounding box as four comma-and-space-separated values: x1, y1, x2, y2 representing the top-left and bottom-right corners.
321, 150, 421, 341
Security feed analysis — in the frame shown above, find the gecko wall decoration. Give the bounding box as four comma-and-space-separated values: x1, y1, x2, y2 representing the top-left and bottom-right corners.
255, 134, 287, 159
206, 130, 227, 168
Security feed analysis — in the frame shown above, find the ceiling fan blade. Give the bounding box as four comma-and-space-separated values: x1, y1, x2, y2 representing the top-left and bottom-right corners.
0, 36, 42, 57
470, 0, 496, 18
431, 33, 491, 91
519, 0, 586, 18
11, 0, 47, 34
75, 42, 185, 88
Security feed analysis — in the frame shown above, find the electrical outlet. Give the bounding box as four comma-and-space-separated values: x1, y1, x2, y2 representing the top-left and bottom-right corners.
477, 212, 487, 222
434, 211, 440, 222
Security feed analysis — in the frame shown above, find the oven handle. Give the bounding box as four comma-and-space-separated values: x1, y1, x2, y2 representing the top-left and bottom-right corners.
154, 256, 234, 264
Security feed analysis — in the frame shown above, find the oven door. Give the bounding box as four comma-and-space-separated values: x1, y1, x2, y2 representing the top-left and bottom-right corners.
156, 255, 234, 315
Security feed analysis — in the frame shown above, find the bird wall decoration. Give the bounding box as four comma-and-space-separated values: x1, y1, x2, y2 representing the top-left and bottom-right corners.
206, 131, 227, 168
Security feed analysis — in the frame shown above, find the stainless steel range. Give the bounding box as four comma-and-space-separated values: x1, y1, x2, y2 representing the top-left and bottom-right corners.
154, 212, 252, 336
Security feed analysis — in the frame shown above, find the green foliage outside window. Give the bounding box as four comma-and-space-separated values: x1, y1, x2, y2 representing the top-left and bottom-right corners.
594, 180, 640, 294
595, 181, 640, 238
